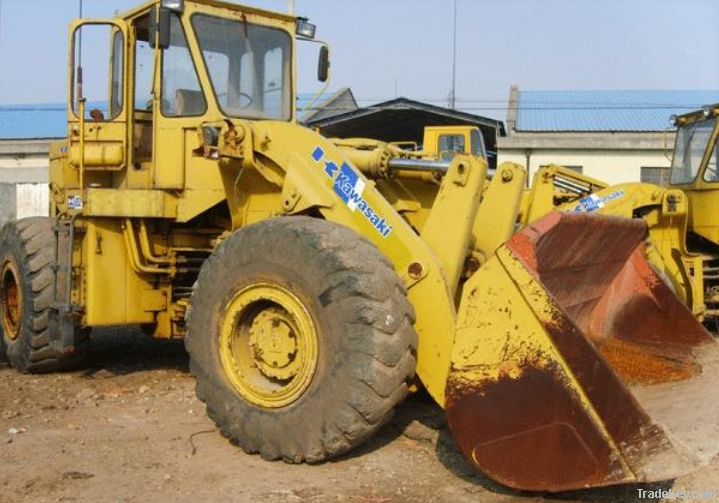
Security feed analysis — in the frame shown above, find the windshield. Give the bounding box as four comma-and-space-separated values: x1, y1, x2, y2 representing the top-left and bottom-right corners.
438, 134, 465, 161
192, 14, 292, 121
669, 116, 717, 184
470, 129, 487, 159
703, 134, 719, 182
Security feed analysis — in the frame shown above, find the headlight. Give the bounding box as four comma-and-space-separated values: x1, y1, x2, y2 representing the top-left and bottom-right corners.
669, 114, 678, 126
703, 106, 712, 118
297, 18, 316, 39
161, 0, 184, 13
202, 125, 219, 148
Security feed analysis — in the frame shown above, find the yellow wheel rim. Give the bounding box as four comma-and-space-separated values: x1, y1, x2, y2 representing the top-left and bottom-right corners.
219, 282, 319, 408
0, 261, 22, 341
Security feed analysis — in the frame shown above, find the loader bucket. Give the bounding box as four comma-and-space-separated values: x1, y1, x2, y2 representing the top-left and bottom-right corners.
446, 211, 719, 492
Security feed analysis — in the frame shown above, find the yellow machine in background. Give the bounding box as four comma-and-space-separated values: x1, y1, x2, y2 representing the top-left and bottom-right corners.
2, 0, 719, 493
382, 125, 488, 162
521, 104, 719, 327
420, 125, 488, 161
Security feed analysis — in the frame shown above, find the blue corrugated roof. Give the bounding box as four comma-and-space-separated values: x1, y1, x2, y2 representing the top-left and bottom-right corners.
0, 103, 68, 140
517, 90, 719, 132
0, 95, 340, 139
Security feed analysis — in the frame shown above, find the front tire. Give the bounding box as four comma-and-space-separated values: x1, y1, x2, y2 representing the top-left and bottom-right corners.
185, 217, 417, 463
0, 218, 89, 372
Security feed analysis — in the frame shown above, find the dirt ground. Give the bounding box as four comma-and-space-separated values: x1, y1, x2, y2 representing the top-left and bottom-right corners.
1, 328, 717, 503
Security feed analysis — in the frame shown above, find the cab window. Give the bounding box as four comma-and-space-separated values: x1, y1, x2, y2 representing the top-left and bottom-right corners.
703, 137, 719, 182
192, 14, 292, 121
670, 117, 717, 184
110, 31, 124, 118
72, 23, 124, 121
470, 129, 487, 159
133, 15, 154, 112
161, 14, 206, 117
438, 134, 466, 161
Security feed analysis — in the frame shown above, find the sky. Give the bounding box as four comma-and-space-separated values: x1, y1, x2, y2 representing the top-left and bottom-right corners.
0, 0, 717, 121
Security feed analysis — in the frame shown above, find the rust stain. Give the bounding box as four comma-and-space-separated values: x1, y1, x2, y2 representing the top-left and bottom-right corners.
446, 358, 629, 492
448, 212, 713, 490
599, 338, 699, 385
589, 247, 711, 348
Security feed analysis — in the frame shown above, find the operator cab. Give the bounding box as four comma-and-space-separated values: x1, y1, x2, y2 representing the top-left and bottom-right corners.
667, 104, 719, 245
669, 105, 719, 187
423, 126, 488, 162
64, 0, 328, 193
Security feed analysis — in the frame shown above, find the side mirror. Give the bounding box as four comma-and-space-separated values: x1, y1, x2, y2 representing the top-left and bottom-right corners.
149, 7, 171, 50
317, 45, 330, 83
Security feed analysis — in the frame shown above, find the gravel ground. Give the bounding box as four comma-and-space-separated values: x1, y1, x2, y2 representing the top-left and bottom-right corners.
1, 327, 717, 503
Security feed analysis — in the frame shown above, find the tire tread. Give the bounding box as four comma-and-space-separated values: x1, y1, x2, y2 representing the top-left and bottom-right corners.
0, 218, 89, 373
185, 217, 418, 463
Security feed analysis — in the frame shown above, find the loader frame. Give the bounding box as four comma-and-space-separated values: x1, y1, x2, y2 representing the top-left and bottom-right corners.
46, 0, 536, 405
8, 0, 713, 492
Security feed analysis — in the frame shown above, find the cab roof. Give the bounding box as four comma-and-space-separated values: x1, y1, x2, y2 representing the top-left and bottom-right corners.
677, 103, 719, 125
117, 0, 297, 24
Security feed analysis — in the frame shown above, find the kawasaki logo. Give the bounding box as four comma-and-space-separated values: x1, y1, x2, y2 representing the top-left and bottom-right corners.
571, 190, 625, 213
312, 146, 393, 238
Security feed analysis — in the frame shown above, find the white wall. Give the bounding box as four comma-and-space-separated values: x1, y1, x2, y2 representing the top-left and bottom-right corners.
498, 149, 672, 186
0, 155, 50, 183
15, 183, 49, 219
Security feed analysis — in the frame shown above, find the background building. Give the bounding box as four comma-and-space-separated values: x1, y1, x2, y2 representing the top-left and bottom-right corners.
498, 86, 719, 185
0, 90, 358, 185
0, 103, 65, 224
305, 97, 505, 159
0, 103, 66, 184
0, 90, 357, 224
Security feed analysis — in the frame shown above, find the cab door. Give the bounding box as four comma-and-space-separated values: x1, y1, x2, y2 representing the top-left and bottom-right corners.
150, 11, 208, 191
67, 20, 130, 177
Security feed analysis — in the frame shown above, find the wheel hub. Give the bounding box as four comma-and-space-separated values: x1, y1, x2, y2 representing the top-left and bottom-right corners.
219, 283, 319, 408
249, 307, 300, 381
0, 262, 22, 341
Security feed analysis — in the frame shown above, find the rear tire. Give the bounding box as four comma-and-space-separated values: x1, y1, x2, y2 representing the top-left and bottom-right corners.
0, 218, 89, 373
185, 217, 417, 463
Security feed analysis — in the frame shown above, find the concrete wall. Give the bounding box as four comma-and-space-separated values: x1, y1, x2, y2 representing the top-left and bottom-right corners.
0, 139, 53, 184
0, 183, 17, 229
0, 156, 49, 183
0, 183, 49, 228
16, 184, 49, 219
0, 140, 52, 229
498, 148, 672, 185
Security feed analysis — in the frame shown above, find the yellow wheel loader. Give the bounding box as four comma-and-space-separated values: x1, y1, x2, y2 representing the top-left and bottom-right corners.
1, 0, 719, 492
519, 104, 719, 329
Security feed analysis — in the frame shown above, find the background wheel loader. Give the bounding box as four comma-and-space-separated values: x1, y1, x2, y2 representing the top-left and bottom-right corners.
517, 104, 719, 329
1, 0, 719, 493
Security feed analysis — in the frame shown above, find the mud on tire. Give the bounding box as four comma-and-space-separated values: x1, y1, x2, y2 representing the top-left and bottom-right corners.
185, 217, 418, 463
0, 218, 89, 372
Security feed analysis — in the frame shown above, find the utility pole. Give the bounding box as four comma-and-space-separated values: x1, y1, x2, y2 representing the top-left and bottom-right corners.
0, 0, 3, 73
449, 0, 457, 109
287, 0, 294, 15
